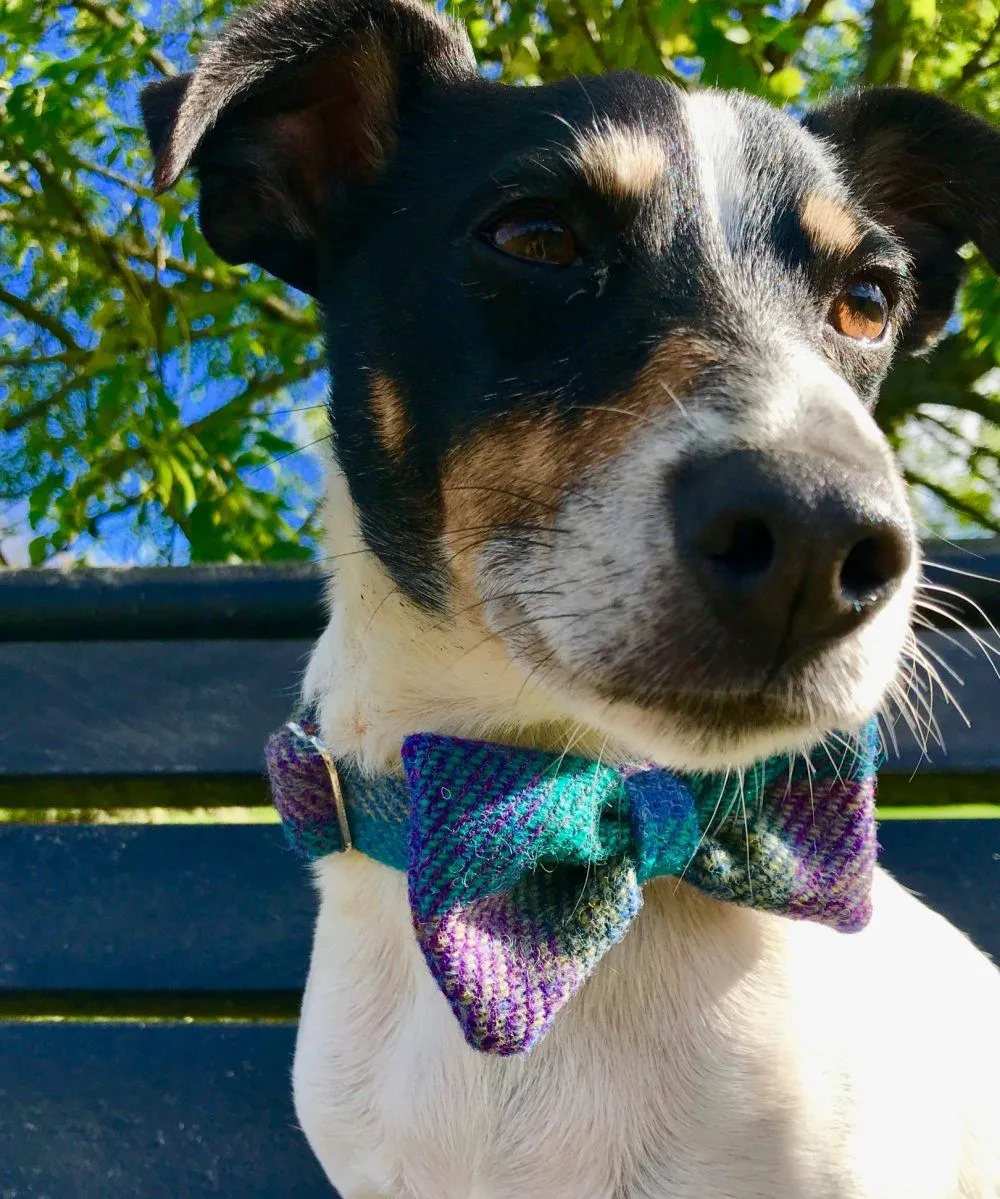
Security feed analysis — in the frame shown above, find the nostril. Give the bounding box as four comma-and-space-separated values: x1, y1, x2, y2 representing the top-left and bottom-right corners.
840, 531, 909, 606
704, 516, 775, 578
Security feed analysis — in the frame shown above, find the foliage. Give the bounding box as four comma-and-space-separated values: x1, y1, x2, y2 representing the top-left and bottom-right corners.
1, 0, 998, 563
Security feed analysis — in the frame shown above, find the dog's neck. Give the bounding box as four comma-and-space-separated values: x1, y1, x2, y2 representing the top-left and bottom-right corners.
303, 466, 614, 775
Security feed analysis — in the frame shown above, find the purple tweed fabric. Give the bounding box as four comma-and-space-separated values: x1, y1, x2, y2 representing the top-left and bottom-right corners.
266, 716, 880, 1056
401, 736, 643, 1054
685, 773, 878, 932
266, 717, 344, 859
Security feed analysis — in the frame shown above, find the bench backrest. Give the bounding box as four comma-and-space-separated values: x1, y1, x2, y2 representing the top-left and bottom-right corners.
2, 556, 998, 1197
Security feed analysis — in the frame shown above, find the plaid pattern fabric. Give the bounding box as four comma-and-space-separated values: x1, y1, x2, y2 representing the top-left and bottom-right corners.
267, 717, 880, 1056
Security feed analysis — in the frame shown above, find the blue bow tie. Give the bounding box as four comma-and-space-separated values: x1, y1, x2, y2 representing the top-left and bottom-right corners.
267, 719, 880, 1055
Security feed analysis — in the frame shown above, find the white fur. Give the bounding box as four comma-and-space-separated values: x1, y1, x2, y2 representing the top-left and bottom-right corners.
684, 91, 748, 249
297, 860, 1000, 1199
292, 462, 1000, 1199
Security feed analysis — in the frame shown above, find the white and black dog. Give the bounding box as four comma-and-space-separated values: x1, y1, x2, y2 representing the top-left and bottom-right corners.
142, 2, 1000, 1194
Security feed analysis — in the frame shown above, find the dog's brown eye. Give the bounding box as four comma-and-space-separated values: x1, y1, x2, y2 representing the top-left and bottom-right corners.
829, 281, 889, 342
487, 214, 582, 266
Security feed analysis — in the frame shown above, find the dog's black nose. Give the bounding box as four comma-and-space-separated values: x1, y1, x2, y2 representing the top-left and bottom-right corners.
673, 450, 913, 661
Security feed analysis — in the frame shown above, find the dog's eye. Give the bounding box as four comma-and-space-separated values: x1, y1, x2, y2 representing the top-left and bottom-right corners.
829, 281, 889, 342
485, 212, 582, 266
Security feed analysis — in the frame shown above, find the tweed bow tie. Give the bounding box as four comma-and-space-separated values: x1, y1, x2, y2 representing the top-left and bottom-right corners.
266, 717, 880, 1055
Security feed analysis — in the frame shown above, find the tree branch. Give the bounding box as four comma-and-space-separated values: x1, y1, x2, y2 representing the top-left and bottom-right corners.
69, 0, 178, 76
921, 389, 1000, 427
0, 374, 85, 436
566, 0, 611, 71
131, 241, 319, 329
636, 1, 687, 83
0, 210, 319, 332
906, 469, 1000, 534
0, 169, 34, 201
951, 54, 1000, 90
864, 0, 903, 84
947, 13, 1000, 93
0, 285, 82, 351
188, 361, 324, 437
27, 153, 159, 317
877, 325, 1000, 431
915, 408, 974, 444
0, 351, 81, 369
76, 158, 155, 199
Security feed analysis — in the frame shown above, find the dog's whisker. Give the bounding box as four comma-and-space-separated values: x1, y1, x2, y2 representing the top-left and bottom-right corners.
916, 581, 1000, 646
245, 432, 332, 475
675, 766, 733, 892
817, 735, 848, 789
445, 470, 604, 509
906, 642, 970, 722
919, 558, 996, 584
912, 598, 1000, 681
909, 613, 977, 657
888, 666, 944, 758
735, 768, 753, 904
872, 709, 901, 760
442, 604, 626, 673
439, 483, 565, 515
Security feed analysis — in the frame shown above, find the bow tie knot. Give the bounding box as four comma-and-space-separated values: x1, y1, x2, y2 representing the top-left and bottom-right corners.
402, 737, 702, 896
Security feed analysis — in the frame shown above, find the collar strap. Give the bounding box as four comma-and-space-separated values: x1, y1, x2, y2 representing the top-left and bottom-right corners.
266, 715, 881, 1056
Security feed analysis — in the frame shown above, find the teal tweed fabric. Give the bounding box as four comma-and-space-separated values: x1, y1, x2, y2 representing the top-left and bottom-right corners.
266, 718, 881, 1055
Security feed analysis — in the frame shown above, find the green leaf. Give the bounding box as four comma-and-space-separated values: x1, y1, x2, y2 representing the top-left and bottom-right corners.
767, 66, 807, 99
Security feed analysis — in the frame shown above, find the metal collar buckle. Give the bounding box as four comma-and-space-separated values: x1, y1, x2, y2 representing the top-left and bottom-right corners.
285, 721, 353, 852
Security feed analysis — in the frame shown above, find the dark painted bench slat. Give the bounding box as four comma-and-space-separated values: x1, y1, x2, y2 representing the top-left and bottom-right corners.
0, 1023, 335, 1198
1, 821, 995, 995
0, 825, 314, 992
2, 632, 996, 778
878, 818, 1000, 962
2, 542, 996, 643
0, 563, 327, 643
0, 640, 312, 776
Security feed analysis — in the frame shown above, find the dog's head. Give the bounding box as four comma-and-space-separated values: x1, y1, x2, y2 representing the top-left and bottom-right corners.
143, 0, 1000, 768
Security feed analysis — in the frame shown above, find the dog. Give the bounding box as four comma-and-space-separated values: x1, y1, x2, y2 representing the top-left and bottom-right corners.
141, 2, 1000, 1194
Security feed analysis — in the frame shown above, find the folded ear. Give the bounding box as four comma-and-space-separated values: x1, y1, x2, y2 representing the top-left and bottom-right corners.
140, 0, 476, 294
803, 88, 1000, 351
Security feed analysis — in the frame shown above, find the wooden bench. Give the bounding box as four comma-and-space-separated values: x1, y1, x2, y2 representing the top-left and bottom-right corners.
2, 555, 998, 1197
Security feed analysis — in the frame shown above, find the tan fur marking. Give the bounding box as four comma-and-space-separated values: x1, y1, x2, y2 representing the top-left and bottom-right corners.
351, 39, 398, 174
441, 333, 715, 588
370, 372, 409, 459
627, 333, 717, 417
571, 125, 666, 201
800, 191, 862, 257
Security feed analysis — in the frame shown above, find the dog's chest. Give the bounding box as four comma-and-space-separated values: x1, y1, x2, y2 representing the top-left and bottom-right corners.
293, 855, 846, 1199
292, 855, 1000, 1199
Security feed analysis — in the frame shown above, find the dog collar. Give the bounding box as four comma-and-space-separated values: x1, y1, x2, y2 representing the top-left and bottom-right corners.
266, 715, 880, 1056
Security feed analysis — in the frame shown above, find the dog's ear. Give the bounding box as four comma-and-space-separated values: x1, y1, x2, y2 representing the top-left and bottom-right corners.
803, 88, 1000, 351
140, 0, 476, 295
